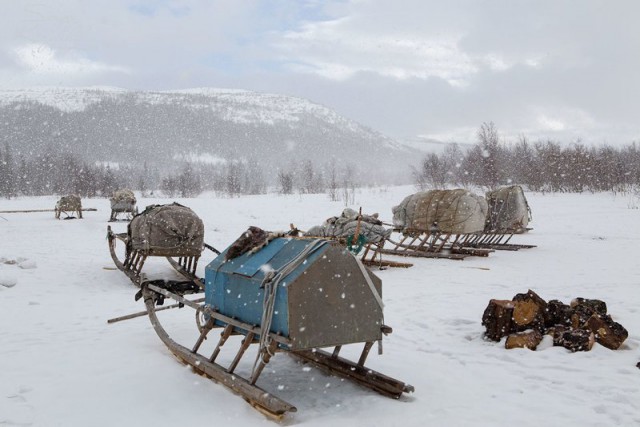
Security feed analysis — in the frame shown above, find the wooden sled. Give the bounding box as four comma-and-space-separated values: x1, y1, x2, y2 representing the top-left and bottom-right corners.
109, 233, 414, 419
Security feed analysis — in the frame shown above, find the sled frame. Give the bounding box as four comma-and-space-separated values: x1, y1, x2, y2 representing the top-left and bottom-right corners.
361, 229, 494, 263
109, 204, 138, 222
460, 231, 537, 251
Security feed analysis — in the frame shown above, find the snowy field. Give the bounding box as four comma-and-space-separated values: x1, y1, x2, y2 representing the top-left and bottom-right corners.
1, 186, 639, 426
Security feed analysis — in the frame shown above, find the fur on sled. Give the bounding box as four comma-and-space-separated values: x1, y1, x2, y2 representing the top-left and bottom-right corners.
225, 226, 288, 262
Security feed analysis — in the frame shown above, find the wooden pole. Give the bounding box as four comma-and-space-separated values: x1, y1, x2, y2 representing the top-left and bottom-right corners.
107, 297, 205, 324
0, 208, 98, 214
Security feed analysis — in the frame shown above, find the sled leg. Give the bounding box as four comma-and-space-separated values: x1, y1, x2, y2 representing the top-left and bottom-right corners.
358, 341, 374, 366
332, 345, 342, 358
210, 324, 234, 363
228, 332, 255, 373
192, 317, 215, 353
250, 339, 279, 385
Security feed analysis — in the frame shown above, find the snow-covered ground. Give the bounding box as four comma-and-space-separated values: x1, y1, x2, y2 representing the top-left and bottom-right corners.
1, 186, 639, 426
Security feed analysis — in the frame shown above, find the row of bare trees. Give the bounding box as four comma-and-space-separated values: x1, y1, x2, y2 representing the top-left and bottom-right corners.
0, 143, 361, 201
0, 144, 128, 199
414, 122, 640, 193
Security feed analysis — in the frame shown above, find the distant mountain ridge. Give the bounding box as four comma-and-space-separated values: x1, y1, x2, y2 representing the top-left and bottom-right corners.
0, 87, 418, 182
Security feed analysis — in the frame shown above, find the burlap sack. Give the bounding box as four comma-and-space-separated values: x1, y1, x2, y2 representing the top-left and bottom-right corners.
128, 203, 204, 256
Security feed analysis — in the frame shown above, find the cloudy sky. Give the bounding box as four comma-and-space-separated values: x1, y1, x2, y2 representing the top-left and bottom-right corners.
1, 0, 638, 145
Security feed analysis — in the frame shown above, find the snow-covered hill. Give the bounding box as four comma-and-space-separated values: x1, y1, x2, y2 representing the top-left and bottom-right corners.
0, 87, 417, 181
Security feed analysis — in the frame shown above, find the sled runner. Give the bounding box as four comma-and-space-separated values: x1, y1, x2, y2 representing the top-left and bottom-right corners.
109, 225, 413, 419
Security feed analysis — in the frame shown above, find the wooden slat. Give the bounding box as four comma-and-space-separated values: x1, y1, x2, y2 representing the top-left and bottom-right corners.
377, 248, 467, 260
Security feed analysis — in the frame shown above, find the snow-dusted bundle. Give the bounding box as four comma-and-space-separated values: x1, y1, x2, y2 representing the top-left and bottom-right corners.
55, 195, 82, 211
109, 189, 138, 221
127, 203, 204, 256
110, 189, 136, 207
485, 185, 531, 233
392, 189, 488, 234
55, 194, 82, 219
305, 208, 391, 243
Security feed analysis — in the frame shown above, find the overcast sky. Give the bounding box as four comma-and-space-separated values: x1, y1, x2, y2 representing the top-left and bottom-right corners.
1, 0, 638, 146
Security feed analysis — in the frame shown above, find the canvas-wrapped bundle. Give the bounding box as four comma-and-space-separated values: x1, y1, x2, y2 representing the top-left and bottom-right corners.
55, 194, 83, 219
110, 189, 137, 212
128, 203, 204, 256
305, 208, 392, 243
485, 185, 531, 233
392, 189, 488, 234
56, 195, 82, 212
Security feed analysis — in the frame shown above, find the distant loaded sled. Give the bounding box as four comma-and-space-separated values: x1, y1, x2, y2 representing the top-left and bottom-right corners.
55, 195, 83, 219
109, 189, 138, 222
361, 187, 536, 263
107, 209, 413, 418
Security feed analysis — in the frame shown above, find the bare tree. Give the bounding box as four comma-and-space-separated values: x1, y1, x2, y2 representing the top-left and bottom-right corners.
442, 143, 464, 186
326, 161, 339, 201
297, 160, 324, 194
225, 161, 244, 197
0, 143, 15, 198
161, 175, 179, 197
512, 136, 543, 190
137, 162, 149, 196
412, 152, 448, 190
178, 163, 202, 197
243, 159, 266, 195
277, 169, 294, 195
476, 122, 502, 189
341, 163, 357, 206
